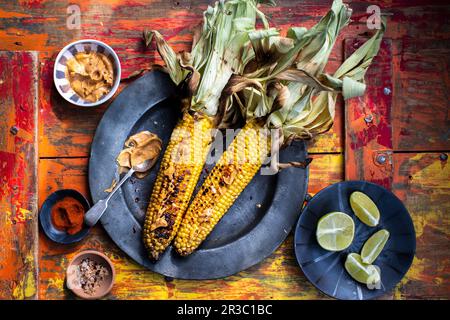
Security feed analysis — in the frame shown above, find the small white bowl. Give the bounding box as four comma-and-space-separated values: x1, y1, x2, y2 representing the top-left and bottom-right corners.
53, 39, 121, 107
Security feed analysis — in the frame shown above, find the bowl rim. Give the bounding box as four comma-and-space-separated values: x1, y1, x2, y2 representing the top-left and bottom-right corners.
39, 188, 91, 244
53, 39, 122, 107
293, 180, 416, 300
66, 250, 116, 300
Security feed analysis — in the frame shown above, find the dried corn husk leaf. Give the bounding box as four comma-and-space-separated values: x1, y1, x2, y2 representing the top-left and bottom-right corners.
270, 19, 386, 143
225, 75, 264, 96
334, 20, 386, 81
286, 27, 307, 41
143, 29, 153, 47
147, 30, 189, 85
148, 0, 268, 121
222, 0, 351, 127
341, 77, 366, 100
191, 1, 258, 116
248, 29, 295, 62
274, 69, 336, 93
263, 0, 351, 80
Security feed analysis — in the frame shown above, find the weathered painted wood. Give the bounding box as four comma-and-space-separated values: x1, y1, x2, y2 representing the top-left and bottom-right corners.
0, 0, 448, 300
0, 0, 366, 156
37, 54, 111, 158
37, 154, 344, 299
37, 153, 450, 300
345, 38, 394, 189
392, 152, 449, 299
0, 51, 38, 299
3, 1, 448, 156
392, 39, 450, 151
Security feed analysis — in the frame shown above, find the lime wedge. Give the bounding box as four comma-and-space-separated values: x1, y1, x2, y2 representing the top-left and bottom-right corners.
345, 253, 381, 285
350, 191, 380, 227
316, 212, 355, 251
361, 229, 390, 264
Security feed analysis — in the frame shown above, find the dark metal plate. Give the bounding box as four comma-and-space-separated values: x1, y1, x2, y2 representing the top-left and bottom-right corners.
294, 181, 416, 300
89, 71, 309, 279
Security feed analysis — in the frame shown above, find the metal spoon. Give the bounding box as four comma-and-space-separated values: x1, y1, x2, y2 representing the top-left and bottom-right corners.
84, 159, 153, 227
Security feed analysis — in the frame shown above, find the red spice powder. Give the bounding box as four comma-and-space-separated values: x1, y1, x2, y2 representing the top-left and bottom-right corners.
51, 197, 85, 235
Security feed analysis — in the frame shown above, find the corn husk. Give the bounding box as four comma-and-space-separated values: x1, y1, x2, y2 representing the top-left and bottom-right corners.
221, 0, 385, 146
262, 0, 352, 80
221, 0, 351, 125
268, 18, 387, 142
145, 0, 272, 119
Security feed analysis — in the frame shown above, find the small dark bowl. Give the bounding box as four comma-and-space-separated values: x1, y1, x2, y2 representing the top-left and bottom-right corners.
39, 189, 91, 244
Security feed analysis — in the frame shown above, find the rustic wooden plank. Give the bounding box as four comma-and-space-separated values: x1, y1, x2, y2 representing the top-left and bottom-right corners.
0, 0, 447, 301
0, 0, 357, 157
0, 51, 38, 299
4, 1, 448, 157
37, 154, 450, 300
345, 38, 394, 189
392, 152, 450, 299
38, 154, 343, 299
392, 39, 450, 151
37, 54, 110, 158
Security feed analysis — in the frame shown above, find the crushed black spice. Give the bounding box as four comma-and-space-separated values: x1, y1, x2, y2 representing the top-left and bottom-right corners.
74, 258, 109, 295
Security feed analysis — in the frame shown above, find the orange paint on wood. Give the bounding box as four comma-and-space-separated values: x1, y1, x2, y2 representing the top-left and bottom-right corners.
0, 51, 38, 299
0, 9, 31, 18
38, 155, 343, 300
0, 0, 448, 300
0, 0, 353, 156
0, 29, 49, 51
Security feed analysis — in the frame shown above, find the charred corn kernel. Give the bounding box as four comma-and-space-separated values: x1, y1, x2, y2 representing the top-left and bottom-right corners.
143, 112, 213, 260
174, 120, 270, 255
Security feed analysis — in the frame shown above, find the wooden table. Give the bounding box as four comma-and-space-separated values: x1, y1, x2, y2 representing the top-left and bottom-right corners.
0, 0, 449, 300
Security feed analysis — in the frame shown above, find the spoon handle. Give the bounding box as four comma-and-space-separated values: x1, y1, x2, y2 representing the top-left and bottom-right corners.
84, 199, 108, 227
84, 168, 135, 227
105, 168, 135, 202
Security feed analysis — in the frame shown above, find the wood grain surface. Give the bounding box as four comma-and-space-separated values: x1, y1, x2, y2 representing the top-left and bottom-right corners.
345, 38, 394, 189
0, 0, 448, 299
37, 155, 344, 300
0, 51, 38, 299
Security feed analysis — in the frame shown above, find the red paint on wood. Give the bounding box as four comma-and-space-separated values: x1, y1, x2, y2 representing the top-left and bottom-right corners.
345, 38, 394, 190
0, 51, 38, 299
392, 38, 450, 151
13, 53, 35, 133
0, 0, 447, 300
0, 151, 15, 199
18, 0, 45, 9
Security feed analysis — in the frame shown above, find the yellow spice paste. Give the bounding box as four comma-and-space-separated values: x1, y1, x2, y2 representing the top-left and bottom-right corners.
66, 52, 114, 102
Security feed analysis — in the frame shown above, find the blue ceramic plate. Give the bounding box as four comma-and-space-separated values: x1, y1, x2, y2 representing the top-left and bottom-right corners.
39, 189, 91, 244
294, 181, 416, 300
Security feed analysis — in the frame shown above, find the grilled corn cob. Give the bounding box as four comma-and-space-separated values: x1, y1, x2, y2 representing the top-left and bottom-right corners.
143, 113, 213, 260
142, 0, 265, 260
174, 4, 386, 256
143, 112, 212, 260
174, 120, 270, 255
